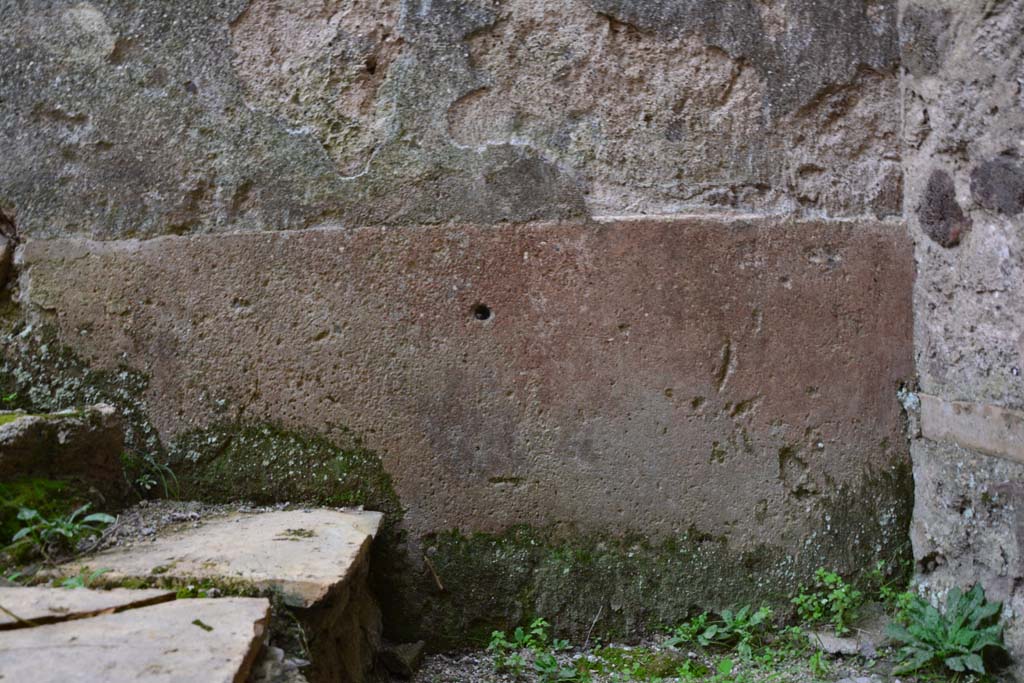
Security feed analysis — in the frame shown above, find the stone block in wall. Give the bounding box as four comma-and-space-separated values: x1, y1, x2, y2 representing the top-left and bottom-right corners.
920, 395, 1024, 464
19, 215, 914, 640
0, 404, 126, 505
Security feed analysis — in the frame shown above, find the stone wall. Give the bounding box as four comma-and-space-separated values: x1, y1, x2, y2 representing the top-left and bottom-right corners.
901, 0, 1024, 673
1, 0, 902, 239
1, 0, 914, 643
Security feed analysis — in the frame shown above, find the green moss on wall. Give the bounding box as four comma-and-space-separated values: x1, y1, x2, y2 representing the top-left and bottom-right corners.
170, 422, 402, 520
380, 459, 913, 650
0, 331, 913, 654
0, 326, 162, 459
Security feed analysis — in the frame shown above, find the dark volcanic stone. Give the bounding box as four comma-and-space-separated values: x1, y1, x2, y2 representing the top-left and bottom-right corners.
971, 156, 1024, 216
919, 169, 970, 247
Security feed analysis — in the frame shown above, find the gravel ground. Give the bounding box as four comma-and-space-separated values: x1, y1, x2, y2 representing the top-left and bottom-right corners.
87, 499, 292, 552
7, 501, 1007, 683
399, 642, 894, 683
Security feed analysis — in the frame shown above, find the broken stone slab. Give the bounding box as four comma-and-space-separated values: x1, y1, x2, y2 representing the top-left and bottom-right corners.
0, 403, 126, 504
0, 596, 270, 683
807, 605, 896, 658
57, 508, 383, 608
0, 586, 174, 629
807, 630, 860, 656
57, 507, 385, 683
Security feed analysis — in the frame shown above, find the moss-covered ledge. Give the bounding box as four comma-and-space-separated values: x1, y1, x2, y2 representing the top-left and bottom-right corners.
384, 460, 912, 650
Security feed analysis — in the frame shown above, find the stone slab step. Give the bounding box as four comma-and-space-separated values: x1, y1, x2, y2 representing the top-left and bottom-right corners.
58, 508, 383, 608
0, 596, 270, 683
0, 586, 174, 629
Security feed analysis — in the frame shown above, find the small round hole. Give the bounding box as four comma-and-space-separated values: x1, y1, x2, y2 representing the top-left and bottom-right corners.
472, 304, 492, 321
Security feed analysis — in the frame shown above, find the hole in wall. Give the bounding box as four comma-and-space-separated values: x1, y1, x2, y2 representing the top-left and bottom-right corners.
472, 303, 492, 321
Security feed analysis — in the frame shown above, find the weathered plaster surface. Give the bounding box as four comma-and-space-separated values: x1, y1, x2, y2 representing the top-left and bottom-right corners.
2, 0, 900, 239
903, 0, 1024, 671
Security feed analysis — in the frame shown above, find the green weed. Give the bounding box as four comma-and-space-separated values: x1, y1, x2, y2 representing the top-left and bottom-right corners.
887, 584, 1005, 676
8, 504, 115, 561
60, 567, 111, 589
489, 618, 587, 682
808, 650, 830, 678
122, 450, 179, 499
666, 606, 772, 659
792, 568, 863, 634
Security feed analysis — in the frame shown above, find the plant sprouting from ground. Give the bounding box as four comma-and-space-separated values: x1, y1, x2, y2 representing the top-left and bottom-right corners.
665, 611, 709, 647
666, 606, 772, 658
8, 504, 115, 561
792, 568, 863, 634
121, 450, 179, 499
886, 584, 1005, 676
488, 629, 528, 676
708, 658, 752, 683
534, 651, 583, 683
808, 649, 830, 678
60, 567, 111, 589
489, 618, 582, 681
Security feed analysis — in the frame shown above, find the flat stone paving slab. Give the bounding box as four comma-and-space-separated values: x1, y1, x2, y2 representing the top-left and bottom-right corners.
60, 508, 383, 607
0, 597, 270, 683
0, 586, 174, 629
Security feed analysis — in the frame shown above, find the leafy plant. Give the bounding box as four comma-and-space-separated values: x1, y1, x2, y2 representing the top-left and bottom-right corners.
9, 504, 115, 561
865, 558, 916, 612
489, 618, 583, 681
709, 658, 751, 683
887, 589, 918, 625
886, 584, 1005, 675
668, 606, 772, 658
122, 450, 179, 499
60, 567, 111, 589
665, 611, 710, 647
792, 568, 863, 634
534, 651, 582, 682
675, 659, 710, 681
487, 629, 525, 675
135, 472, 158, 492
808, 649, 830, 678
0, 478, 68, 547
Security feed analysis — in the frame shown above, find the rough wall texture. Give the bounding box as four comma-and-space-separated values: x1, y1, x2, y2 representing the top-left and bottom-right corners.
1, 0, 900, 240
20, 217, 912, 544
17, 216, 914, 640
902, 0, 1024, 673
1, 0, 915, 643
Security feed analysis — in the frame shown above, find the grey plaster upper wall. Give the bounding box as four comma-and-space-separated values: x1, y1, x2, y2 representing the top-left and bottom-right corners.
904, 0, 1024, 411
1, 0, 900, 240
